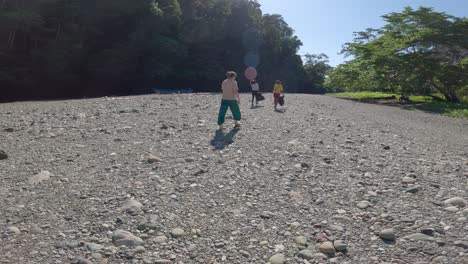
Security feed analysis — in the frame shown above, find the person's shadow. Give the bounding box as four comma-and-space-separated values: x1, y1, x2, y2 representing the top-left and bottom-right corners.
250, 105, 264, 109
210, 127, 240, 150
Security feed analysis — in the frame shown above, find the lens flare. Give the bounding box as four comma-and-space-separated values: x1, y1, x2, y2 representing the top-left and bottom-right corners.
242, 28, 262, 51
244, 67, 257, 80
244, 51, 260, 68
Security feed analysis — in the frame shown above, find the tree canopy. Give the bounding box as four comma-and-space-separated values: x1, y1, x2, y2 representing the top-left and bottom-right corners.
325, 7, 468, 102
0, 0, 328, 102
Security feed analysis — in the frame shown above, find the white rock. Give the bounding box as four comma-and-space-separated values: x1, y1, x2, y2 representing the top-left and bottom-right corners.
401, 177, 417, 184
154, 235, 168, 243
444, 206, 459, 212
274, 244, 285, 252
134, 246, 146, 254
171, 228, 185, 238
295, 236, 307, 246
269, 254, 285, 264
6, 226, 21, 235
147, 155, 162, 163
29, 171, 51, 184
357, 201, 371, 209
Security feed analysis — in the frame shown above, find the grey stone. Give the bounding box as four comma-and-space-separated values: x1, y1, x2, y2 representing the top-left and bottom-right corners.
431, 256, 449, 263
214, 242, 225, 248
154, 235, 168, 243
147, 155, 162, 163
356, 201, 371, 209
379, 228, 396, 241
329, 224, 344, 232
112, 230, 144, 247
6, 226, 21, 235
171, 228, 185, 238
134, 246, 146, 254
315, 232, 330, 242
436, 239, 446, 246
154, 260, 172, 264
444, 206, 458, 212
444, 197, 467, 208
103, 246, 118, 256
187, 244, 197, 251
122, 199, 143, 211
405, 186, 420, 193
260, 211, 276, 219
0, 150, 7, 160
85, 242, 103, 252
90, 253, 102, 260
297, 249, 314, 260
185, 157, 195, 162
269, 254, 285, 264
403, 233, 435, 242
420, 227, 435, 236
454, 240, 468, 249
333, 240, 348, 252
313, 253, 328, 260
401, 176, 417, 184
30, 226, 44, 234
72, 258, 94, 264
56, 240, 80, 249
240, 250, 251, 258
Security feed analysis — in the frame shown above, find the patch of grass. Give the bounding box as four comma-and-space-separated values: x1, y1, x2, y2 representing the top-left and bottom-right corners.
327, 91, 468, 118
327, 92, 397, 100
328, 92, 442, 103
408, 95, 434, 103
415, 101, 468, 118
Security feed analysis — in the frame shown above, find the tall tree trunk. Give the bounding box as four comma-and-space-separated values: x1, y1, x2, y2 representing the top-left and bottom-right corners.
443, 91, 460, 103
8, 30, 16, 49
55, 22, 61, 42
430, 79, 460, 103
7, 31, 12, 47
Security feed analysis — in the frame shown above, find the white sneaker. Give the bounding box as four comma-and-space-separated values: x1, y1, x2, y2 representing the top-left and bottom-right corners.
234, 121, 241, 128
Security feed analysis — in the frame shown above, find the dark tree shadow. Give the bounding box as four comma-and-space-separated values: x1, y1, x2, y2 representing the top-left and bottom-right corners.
210, 128, 240, 150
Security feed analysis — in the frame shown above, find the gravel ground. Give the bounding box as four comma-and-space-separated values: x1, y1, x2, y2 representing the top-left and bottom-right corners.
1, 94, 467, 264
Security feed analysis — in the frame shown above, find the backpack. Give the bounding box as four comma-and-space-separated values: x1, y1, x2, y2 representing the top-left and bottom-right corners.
256, 93, 265, 101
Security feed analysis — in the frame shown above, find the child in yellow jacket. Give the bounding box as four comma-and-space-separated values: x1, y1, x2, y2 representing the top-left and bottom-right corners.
273, 80, 284, 109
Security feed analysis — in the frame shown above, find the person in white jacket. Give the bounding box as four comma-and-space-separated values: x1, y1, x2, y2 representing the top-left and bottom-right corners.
250, 80, 260, 106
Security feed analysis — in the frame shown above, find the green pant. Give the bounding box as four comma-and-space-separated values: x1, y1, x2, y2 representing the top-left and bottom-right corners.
217, 100, 241, 125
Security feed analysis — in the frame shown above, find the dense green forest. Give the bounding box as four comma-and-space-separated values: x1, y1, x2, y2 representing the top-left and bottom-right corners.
1, 2, 466, 103
325, 7, 468, 102
1, 0, 330, 102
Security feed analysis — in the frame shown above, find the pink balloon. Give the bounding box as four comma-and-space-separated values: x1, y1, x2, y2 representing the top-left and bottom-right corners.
244, 67, 257, 80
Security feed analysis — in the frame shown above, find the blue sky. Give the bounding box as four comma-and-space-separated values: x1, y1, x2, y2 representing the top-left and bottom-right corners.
257, 0, 468, 66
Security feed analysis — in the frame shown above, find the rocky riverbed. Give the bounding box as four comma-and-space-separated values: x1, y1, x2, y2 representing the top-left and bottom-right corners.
1, 94, 467, 264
